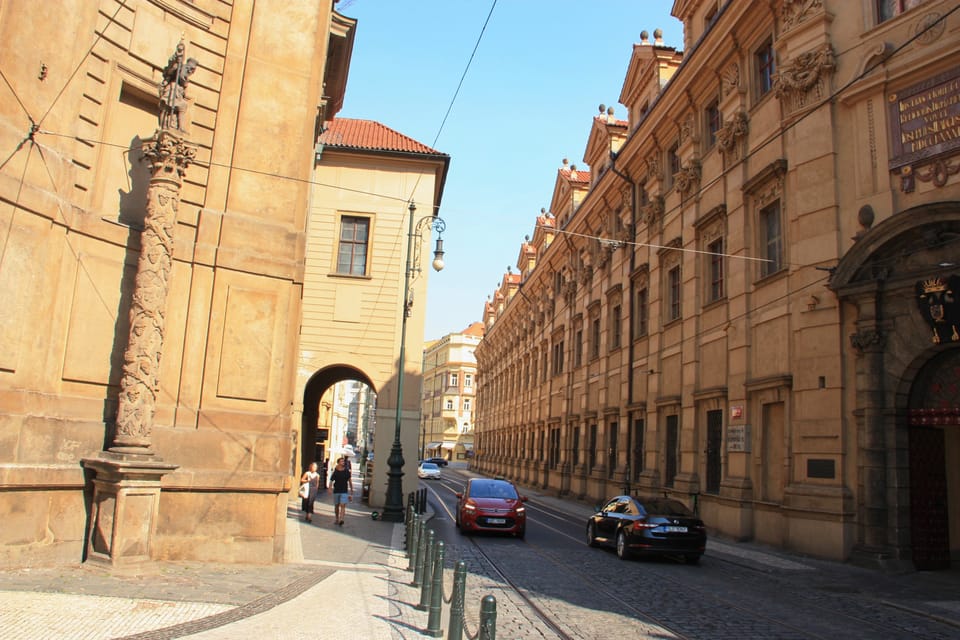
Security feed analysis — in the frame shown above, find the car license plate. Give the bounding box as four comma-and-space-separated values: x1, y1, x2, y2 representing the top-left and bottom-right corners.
664, 526, 687, 533
487, 518, 506, 524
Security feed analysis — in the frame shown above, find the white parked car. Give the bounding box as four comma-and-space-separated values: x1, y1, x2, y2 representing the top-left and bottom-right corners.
417, 462, 441, 480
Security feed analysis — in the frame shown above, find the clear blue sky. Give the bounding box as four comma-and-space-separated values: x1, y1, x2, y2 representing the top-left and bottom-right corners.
337, 1, 684, 340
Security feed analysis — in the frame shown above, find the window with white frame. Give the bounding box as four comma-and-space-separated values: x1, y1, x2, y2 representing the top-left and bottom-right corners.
463, 398, 471, 412
464, 373, 473, 388
449, 372, 459, 387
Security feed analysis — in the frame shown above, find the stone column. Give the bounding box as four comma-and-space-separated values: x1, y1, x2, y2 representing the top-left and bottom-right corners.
82, 42, 197, 571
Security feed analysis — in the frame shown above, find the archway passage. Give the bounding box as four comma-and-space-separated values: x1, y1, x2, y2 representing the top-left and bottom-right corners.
301, 366, 376, 479
908, 348, 960, 570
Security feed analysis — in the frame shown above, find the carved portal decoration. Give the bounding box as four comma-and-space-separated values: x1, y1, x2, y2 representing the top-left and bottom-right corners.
778, 0, 823, 34
914, 12, 945, 46
717, 110, 748, 159
673, 160, 702, 195
640, 195, 665, 226
850, 328, 886, 354
916, 275, 960, 344
679, 112, 695, 143
774, 44, 835, 115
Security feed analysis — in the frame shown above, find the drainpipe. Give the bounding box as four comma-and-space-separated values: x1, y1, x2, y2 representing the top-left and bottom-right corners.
609, 149, 636, 495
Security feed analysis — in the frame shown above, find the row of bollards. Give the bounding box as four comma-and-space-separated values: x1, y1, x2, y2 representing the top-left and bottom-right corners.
408, 488, 428, 514
405, 504, 497, 640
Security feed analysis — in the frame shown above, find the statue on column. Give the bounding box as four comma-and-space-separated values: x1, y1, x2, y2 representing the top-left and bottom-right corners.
159, 40, 198, 133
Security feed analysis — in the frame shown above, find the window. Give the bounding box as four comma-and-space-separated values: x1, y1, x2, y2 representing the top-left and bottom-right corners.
665, 415, 679, 487
336, 216, 370, 276
634, 287, 648, 336
574, 329, 583, 367
608, 422, 618, 479
588, 423, 598, 471
549, 427, 561, 469
632, 416, 645, 482
704, 2, 719, 30
463, 398, 472, 412
541, 350, 548, 383
572, 426, 581, 467
464, 373, 473, 388
610, 305, 622, 350
667, 266, 682, 322
591, 317, 601, 359
708, 237, 725, 301
667, 142, 681, 187
755, 39, 775, 98
705, 99, 721, 150
705, 409, 723, 494
552, 340, 564, 376
877, 0, 931, 23
760, 200, 783, 277
445, 399, 454, 410
449, 372, 459, 387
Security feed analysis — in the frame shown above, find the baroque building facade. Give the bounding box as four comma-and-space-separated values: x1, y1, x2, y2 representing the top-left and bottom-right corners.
420, 322, 484, 462
0, 0, 359, 567
473, 0, 960, 568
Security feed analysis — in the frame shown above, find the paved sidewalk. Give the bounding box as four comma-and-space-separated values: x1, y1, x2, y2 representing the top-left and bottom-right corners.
0, 492, 428, 640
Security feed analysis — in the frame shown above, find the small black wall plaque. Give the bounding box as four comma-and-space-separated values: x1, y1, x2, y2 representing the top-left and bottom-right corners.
807, 458, 836, 479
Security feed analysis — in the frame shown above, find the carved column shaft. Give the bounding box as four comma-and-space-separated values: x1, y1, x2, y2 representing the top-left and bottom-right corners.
110, 130, 195, 456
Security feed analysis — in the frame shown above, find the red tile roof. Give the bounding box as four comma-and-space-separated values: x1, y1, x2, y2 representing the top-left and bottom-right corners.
319, 118, 445, 155
560, 167, 591, 184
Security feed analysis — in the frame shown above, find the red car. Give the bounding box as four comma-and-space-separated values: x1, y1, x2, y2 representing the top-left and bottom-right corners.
455, 478, 527, 539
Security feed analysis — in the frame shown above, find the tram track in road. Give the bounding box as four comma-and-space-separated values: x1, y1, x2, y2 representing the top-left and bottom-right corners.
418, 480, 958, 639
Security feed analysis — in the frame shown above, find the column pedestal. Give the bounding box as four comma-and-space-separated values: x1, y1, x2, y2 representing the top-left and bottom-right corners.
81, 454, 178, 572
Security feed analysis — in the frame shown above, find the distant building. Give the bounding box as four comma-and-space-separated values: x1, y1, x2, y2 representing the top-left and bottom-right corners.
421, 323, 485, 461
303, 117, 449, 508
474, 1, 960, 569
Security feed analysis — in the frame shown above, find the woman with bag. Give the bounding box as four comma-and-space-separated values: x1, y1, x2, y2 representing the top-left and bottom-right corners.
299, 462, 321, 522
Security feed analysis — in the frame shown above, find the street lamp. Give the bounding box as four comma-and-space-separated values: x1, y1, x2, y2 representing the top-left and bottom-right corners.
382, 201, 446, 522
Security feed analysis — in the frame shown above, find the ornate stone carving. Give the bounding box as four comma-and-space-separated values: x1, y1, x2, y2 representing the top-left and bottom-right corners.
680, 112, 695, 143
914, 158, 960, 188
158, 40, 198, 134
639, 195, 664, 225
779, 0, 823, 33
721, 62, 740, 96
774, 44, 835, 114
716, 110, 748, 158
646, 153, 662, 181
111, 43, 198, 457
673, 160, 701, 195
850, 329, 885, 354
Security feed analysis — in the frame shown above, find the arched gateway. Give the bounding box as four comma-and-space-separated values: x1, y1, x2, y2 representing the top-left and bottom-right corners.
830, 201, 960, 569
300, 366, 375, 477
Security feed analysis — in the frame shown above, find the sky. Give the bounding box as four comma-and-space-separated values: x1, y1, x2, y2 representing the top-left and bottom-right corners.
336, 1, 684, 340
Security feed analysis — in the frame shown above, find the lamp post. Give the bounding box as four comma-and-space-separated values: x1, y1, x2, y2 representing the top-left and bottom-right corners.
382, 202, 446, 522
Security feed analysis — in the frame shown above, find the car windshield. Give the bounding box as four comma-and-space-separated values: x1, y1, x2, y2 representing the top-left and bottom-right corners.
635, 498, 694, 516
420, 463, 438, 470
469, 480, 518, 500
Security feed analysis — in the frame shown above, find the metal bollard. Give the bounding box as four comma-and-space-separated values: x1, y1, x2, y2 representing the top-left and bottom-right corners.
446, 561, 467, 640
420, 487, 428, 513
412, 519, 427, 587
427, 540, 444, 637
417, 529, 435, 610
478, 595, 497, 640
407, 512, 420, 571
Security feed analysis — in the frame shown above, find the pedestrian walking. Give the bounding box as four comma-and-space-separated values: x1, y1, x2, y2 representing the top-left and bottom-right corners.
328, 456, 354, 525
300, 462, 321, 522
